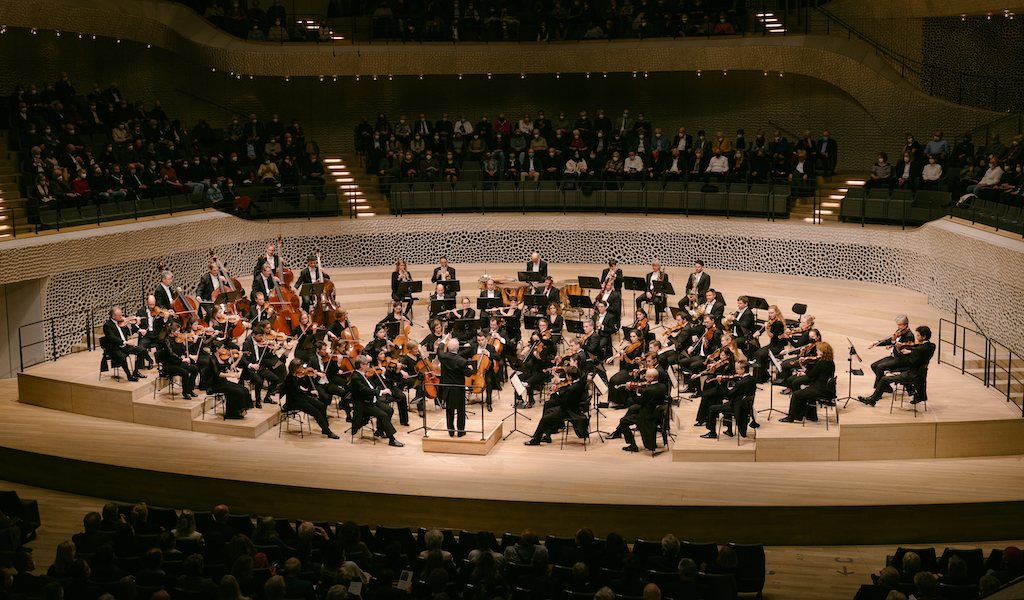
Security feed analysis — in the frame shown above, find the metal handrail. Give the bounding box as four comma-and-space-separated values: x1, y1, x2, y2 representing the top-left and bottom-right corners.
18, 307, 98, 372
938, 307, 1023, 417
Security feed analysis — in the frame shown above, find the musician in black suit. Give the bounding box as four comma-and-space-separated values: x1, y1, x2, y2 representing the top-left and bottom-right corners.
524, 367, 589, 445
460, 330, 500, 411
310, 341, 348, 412
730, 295, 756, 354
525, 252, 548, 278
865, 315, 915, 392
858, 327, 935, 406
679, 315, 720, 394
240, 326, 283, 407
635, 260, 669, 318
102, 307, 148, 381
428, 283, 455, 320
252, 243, 283, 279
781, 342, 836, 422
135, 294, 164, 367
699, 289, 725, 325
600, 258, 623, 292
251, 263, 277, 303
530, 276, 560, 307
430, 257, 456, 283
156, 321, 199, 399
197, 261, 230, 321
246, 291, 275, 324
701, 359, 757, 438
608, 369, 667, 453
580, 320, 602, 374
350, 355, 403, 446
592, 301, 619, 360
155, 270, 178, 311
594, 279, 621, 317
295, 254, 331, 312
479, 278, 503, 301
284, 359, 339, 439
684, 260, 711, 297
438, 336, 473, 437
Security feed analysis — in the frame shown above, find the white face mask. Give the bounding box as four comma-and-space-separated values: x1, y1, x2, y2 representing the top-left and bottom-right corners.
929, 159, 936, 164
878, 158, 885, 164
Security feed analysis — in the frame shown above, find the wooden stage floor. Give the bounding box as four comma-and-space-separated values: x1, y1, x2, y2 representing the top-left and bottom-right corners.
5, 264, 1024, 545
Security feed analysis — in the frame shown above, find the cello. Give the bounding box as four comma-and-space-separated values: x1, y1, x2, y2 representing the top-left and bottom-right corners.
269, 235, 301, 334
311, 247, 338, 326
466, 350, 492, 395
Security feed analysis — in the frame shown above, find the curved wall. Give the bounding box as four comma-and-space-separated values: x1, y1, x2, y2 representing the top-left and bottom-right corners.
2, 214, 1022, 357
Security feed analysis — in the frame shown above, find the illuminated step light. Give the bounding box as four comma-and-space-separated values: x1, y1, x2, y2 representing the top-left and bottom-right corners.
763, 17, 778, 22
822, 202, 840, 208
829, 194, 844, 200
846, 180, 866, 186
343, 191, 362, 196
802, 217, 816, 222
814, 210, 834, 215
838, 188, 848, 192
323, 158, 342, 163
335, 177, 355, 183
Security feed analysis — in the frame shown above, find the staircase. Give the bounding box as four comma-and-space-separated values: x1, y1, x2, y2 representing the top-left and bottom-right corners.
0, 130, 29, 238
329, 153, 390, 217
787, 170, 862, 223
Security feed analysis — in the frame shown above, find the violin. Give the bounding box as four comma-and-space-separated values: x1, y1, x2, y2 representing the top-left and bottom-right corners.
614, 380, 653, 390
215, 347, 242, 361
889, 327, 910, 344
150, 306, 174, 319
552, 379, 573, 392
894, 340, 921, 351
634, 316, 649, 331
608, 340, 643, 364
780, 323, 811, 339
798, 354, 822, 365
173, 331, 199, 344
294, 365, 318, 378
663, 322, 686, 337
697, 354, 731, 376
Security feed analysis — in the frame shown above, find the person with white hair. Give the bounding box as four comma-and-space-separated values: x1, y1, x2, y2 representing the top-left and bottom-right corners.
438, 335, 473, 437
350, 355, 403, 447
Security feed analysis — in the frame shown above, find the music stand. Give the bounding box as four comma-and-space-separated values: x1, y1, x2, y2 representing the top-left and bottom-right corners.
477, 297, 503, 311
565, 319, 586, 337
758, 350, 786, 419
301, 330, 328, 350
296, 282, 325, 297
518, 271, 545, 288
385, 321, 403, 343
430, 298, 455, 318
622, 276, 646, 311
502, 356, 533, 439
578, 275, 602, 291
840, 338, 864, 408
396, 281, 422, 322
441, 280, 461, 294
523, 316, 541, 331
590, 372, 611, 438
568, 294, 594, 312
212, 290, 242, 305
452, 319, 478, 340
523, 294, 548, 311
746, 295, 769, 324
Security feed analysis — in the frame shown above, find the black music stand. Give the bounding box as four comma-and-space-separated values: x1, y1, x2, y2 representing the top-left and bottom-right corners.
385, 322, 404, 347
441, 280, 461, 294
568, 294, 594, 312
396, 281, 422, 322
477, 297, 503, 311
588, 367, 611, 438
840, 338, 864, 408
212, 290, 242, 305
430, 298, 455, 318
523, 316, 541, 331
623, 276, 646, 313
452, 319, 479, 340
578, 275, 602, 291
518, 271, 545, 288
651, 280, 675, 327
502, 355, 532, 439
747, 295, 769, 324
522, 294, 547, 311
296, 283, 324, 297
758, 350, 785, 420
565, 319, 586, 337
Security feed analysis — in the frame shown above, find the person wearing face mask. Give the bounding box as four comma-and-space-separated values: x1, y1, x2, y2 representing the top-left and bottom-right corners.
521, 150, 543, 182
125, 162, 152, 200
385, 133, 404, 157
543, 148, 564, 180
400, 152, 418, 182
593, 110, 611, 139
920, 154, 944, 191
435, 113, 454, 141
394, 115, 412, 144
529, 129, 549, 154
816, 130, 838, 176
563, 151, 588, 186
711, 131, 732, 155
409, 133, 426, 161
768, 130, 789, 161
893, 150, 922, 191
243, 114, 265, 147
420, 151, 441, 182
1004, 134, 1024, 165
788, 149, 816, 192
923, 131, 949, 165
864, 152, 892, 190
534, 111, 552, 142
225, 115, 244, 152
467, 133, 487, 164
442, 151, 459, 182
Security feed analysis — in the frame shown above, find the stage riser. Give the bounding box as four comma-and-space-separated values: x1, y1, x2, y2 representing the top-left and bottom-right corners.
1, 446, 1020, 547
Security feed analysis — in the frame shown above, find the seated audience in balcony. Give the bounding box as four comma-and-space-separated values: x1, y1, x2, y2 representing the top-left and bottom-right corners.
920, 155, 943, 190
705, 148, 729, 183
978, 133, 1007, 161
965, 157, 1004, 197
893, 150, 921, 191
864, 153, 892, 190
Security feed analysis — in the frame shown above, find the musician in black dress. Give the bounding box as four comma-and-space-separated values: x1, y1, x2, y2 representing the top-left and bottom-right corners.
102, 307, 148, 381
545, 302, 564, 344
495, 299, 522, 347
701, 358, 757, 438
606, 329, 645, 409
449, 297, 477, 343
438, 336, 473, 436
157, 321, 199, 398
779, 329, 821, 392
284, 359, 339, 439
520, 323, 555, 409
750, 305, 786, 384
391, 259, 415, 316
421, 320, 446, 361
857, 327, 935, 406
363, 325, 392, 359
296, 254, 331, 312
461, 330, 500, 412
608, 368, 667, 453
210, 341, 251, 419
350, 355, 403, 446
524, 366, 589, 445
781, 342, 836, 422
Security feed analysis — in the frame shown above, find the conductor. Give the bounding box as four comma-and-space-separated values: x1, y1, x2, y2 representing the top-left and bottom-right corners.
438, 335, 474, 437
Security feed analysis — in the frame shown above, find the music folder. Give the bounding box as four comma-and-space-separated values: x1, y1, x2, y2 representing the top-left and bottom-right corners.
523, 294, 547, 308
565, 319, 586, 335
669, 306, 686, 320
430, 299, 456, 314
652, 280, 675, 296
477, 297, 504, 310
518, 271, 545, 283
568, 294, 594, 309
397, 280, 422, 296
212, 290, 242, 304
297, 283, 325, 296
452, 319, 478, 338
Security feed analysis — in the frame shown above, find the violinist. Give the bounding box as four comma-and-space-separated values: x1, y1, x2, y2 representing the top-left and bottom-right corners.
438, 336, 473, 436
391, 259, 415, 316
693, 333, 739, 426
189, 318, 217, 390
293, 311, 325, 364
479, 277, 502, 301
635, 260, 669, 318
399, 342, 429, 417
461, 330, 500, 412
135, 294, 166, 367
311, 341, 349, 417
606, 368, 667, 453
370, 348, 410, 427
524, 366, 588, 446
296, 254, 332, 312
364, 325, 391, 359
157, 321, 200, 399
545, 303, 564, 337
661, 311, 689, 367
594, 278, 621, 317
283, 359, 339, 439
600, 258, 623, 293
732, 296, 756, 354
680, 314, 720, 395
246, 291, 275, 324
251, 263, 277, 303
647, 341, 675, 374
210, 340, 251, 419
240, 324, 283, 407
430, 257, 456, 283
350, 355, 403, 447
155, 270, 180, 312
628, 308, 651, 341
593, 300, 619, 360
208, 305, 240, 349
866, 314, 914, 392
857, 326, 934, 407
606, 329, 645, 409
253, 243, 283, 279
421, 319, 446, 361
701, 358, 756, 439
750, 305, 786, 384
101, 307, 148, 382
781, 314, 815, 349
579, 320, 602, 375
197, 260, 230, 321
520, 321, 555, 409
684, 260, 711, 298
778, 329, 821, 393
781, 341, 836, 422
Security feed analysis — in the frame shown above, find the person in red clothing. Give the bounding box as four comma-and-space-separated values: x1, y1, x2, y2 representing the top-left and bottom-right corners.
71, 168, 92, 206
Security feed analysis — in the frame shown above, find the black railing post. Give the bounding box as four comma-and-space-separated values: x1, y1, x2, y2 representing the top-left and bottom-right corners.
18, 328, 24, 373
960, 325, 966, 375
48, 318, 57, 363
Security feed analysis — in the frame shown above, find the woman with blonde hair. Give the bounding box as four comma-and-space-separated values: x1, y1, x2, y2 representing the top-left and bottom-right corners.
172, 509, 205, 547
47, 541, 76, 578
780, 341, 835, 423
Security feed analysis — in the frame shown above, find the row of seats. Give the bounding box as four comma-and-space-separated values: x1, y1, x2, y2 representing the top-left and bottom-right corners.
839, 189, 953, 226
0, 491, 40, 559
388, 181, 791, 217
851, 545, 1023, 600
951, 197, 1024, 234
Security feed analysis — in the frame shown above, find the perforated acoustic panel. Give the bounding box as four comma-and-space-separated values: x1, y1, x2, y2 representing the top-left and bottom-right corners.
4, 214, 1021, 359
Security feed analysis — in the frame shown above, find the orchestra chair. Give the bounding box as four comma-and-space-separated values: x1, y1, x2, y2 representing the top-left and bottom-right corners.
98, 338, 128, 381
716, 394, 757, 445
278, 404, 308, 438
347, 404, 378, 444
786, 303, 807, 328
889, 365, 929, 417
655, 401, 675, 447
799, 376, 839, 429
153, 363, 178, 401
201, 392, 225, 420
559, 413, 589, 451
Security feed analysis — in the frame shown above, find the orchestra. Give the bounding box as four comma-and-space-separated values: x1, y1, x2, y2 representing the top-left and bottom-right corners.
99, 250, 936, 451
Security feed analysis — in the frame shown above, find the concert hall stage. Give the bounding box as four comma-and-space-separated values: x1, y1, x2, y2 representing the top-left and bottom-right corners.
5, 264, 1024, 545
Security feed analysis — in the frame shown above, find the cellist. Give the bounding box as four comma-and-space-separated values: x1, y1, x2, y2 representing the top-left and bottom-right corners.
399, 341, 430, 418
251, 263, 277, 303
197, 260, 229, 321
460, 330, 499, 412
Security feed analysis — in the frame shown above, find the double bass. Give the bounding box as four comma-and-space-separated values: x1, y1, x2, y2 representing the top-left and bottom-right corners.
311, 247, 338, 326
209, 249, 249, 338
159, 262, 202, 325
269, 235, 301, 334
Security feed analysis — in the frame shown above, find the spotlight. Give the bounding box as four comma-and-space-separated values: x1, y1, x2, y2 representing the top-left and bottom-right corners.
632, 71, 637, 77
92, 35, 96, 40
697, 70, 701, 76
556, 73, 560, 79
419, 74, 423, 80
250, 75, 254, 80
78, 33, 83, 38
644, 72, 648, 78
389, 74, 393, 81
56, 30, 60, 36
764, 70, 768, 76
285, 76, 290, 82
31, 28, 37, 34
147, 44, 151, 48
212, 67, 216, 72
1005, 9, 1010, 17
236, 74, 241, 80
487, 72, 491, 79
458, 74, 463, 79
987, 12, 992, 19
603, 72, 607, 78
333, 76, 337, 82
372, 74, 377, 80
356, 75, 360, 81
319, 75, 324, 82
961, 13, 966, 20
586, 72, 590, 78
117, 39, 121, 43
779, 71, 783, 77
229, 71, 234, 76
521, 73, 525, 79
0, 25, 6, 34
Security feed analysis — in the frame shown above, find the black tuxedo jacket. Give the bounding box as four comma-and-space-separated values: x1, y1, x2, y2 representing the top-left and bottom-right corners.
532, 286, 560, 305
525, 260, 548, 277
644, 271, 669, 296
296, 266, 330, 289
102, 319, 138, 351
685, 272, 711, 297
196, 272, 222, 303
594, 311, 619, 336
595, 289, 621, 316
734, 308, 755, 340
135, 307, 163, 338
154, 285, 175, 310
253, 255, 283, 279
601, 267, 624, 291
553, 378, 587, 413
250, 273, 276, 302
